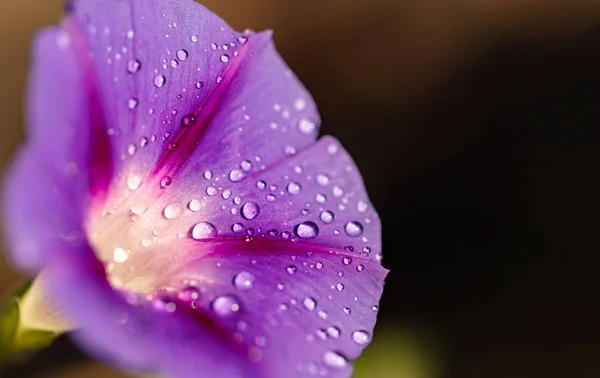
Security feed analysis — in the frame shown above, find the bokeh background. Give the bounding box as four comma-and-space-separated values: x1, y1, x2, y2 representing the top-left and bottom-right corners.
2, 0, 600, 377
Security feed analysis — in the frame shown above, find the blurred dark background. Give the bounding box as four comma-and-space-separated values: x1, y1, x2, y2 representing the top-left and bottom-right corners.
2, 0, 600, 377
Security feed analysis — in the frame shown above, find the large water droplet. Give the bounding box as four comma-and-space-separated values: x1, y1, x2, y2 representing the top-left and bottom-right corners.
316, 173, 330, 186
153, 74, 166, 88
294, 221, 319, 240
344, 221, 363, 237
322, 351, 348, 369
286, 182, 302, 195
229, 169, 244, 182
351, 330, 371, 345
233, 271, 255, 291
192, 222, 217, 240
298, 118, 316, 134
212, 295, 241, 317
188, 199, 201, 212
302, 297, 316, 311
127, 59, 141, 73
319, 210, 334, 224
182, 114, 196, 127
220, 54, 230, 63
176, 49, 188, 61
241, 202, 260, 220
232, 223, 244, 233
163, 202, 183, 219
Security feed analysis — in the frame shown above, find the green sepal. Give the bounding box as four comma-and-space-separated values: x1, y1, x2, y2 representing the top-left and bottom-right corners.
0, 281, 58, 365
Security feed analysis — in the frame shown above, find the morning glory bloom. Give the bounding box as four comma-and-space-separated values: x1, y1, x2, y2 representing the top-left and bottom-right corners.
3, 0, 387, 376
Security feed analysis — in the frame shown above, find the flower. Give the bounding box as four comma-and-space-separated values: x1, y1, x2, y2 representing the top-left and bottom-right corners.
3, 0, 387, 376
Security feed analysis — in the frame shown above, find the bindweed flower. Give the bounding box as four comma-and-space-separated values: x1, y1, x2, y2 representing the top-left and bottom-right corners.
2, 0, 387, 376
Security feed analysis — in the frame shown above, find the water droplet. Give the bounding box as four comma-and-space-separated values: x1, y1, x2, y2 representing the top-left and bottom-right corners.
266, 194, 276, 202
206, 186, 218, 196
170, 59, 179, 68
256, 180, 266, 190
342, 257, 352, 265
318, 310, 328, 319
323, 351, 348, 369
160, 176, 172, 188
356, 200, 369, 213
188, 199, 201, 212
336, 283, 345, 292
240, 160, 252, 172
241, 202, 260, 220
316, 174, 330, 186
332, 186, 344, 197
302, 297, 316, 311
112, 247, 128, 263
229, 169, 244, 182
154, 74, 166, 88
344, 221, 363, 237
191, 34, 198, 43
371, 305, 379, 312
319, 210, 334, 224
286, 265, 297, 274
286, 182, 302, 195
210, 42, 218, 50
220, 54, 230, 63
356, 264, 365, 272
327, 326, 340, 338
315, 194, 327, 204
352, 330, 371, 345
294, 221, 319, 240
182, 114, 196, 127
222, 189, 232, 200
163, 202, 183, 219
238, 35, 248, 44
192, 222, 217, 240
298, 118, 316, 134
127, 97, 139, 110
127, 59, 141, 73
233, 271, 255, 291
195, 81, 204, 89
316, 262, 324, 270
178, 286, 200, 302
176, 49, 188, 61
343, 307, 351, 314
232, 223, 244, 233
203, 170, 213, 180
212, 295, 241, 316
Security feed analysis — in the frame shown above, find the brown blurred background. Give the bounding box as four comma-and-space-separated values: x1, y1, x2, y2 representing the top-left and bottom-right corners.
2, 0, 600, 377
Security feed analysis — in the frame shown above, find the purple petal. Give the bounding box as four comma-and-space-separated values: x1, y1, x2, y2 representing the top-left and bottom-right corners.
3, 28, 96, 272
162, 240, 387, 377
46, 247, 264, 377
67, 0, 319, 194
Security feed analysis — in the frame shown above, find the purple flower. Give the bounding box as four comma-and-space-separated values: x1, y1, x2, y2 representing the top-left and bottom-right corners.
3, 0, 387, 376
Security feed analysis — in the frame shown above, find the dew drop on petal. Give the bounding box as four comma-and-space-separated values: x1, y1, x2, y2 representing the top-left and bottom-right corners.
344, 221, 364, 237
127, 97, 139, 110
176, 49, 188, 61
316, 174, 330, 186
336, 283, 345, 292
212, 295, 241, 317
182, 114, 196, 127
315, 194, 327, 204
298, 118, 316, 134
319, 210, 334, 224
153, 74, 166, 88
342, 257, 352, 266
352, 330, 371, 345
188, 199, 201, 212
294, 221, 319, 240
206, 186, 218, 196
286, 265, 297, 275
203, 170, 213, 180
221, 54, 230, 63
233, 271, 255, 291
241, 202, 260, 220
232, 223, 244, 233
229, 169, 244, 182
286, 182, 302, 195
356, 200, 369, 213
163, 202, 183, 219
191, 34, 198, 42
322, 351, 348, 369
302, 297, 316, 311
191, 222, 217, 240
256, 180, 266, 190
127, 59, 141, 73
177, 286, 200, 302
327, 326, 341, 338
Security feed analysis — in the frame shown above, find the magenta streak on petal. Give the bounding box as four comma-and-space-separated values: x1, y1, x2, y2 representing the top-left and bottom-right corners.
149, 36, 256, 188
64, 19, 114, 212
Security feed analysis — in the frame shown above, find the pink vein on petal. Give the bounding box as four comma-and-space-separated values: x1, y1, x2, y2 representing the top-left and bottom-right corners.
149, 34, 259, 188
